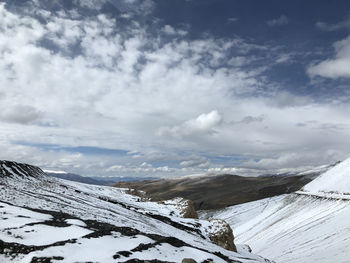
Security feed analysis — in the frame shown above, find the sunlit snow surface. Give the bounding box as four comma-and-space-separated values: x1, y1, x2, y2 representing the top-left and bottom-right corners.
301, 158, 350, 196
203, 158, 350, 263
0, 161, 270, 263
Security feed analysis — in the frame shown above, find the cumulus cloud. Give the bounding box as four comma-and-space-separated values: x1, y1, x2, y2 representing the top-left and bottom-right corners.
1, 2, 350, 176
105, 162, 173, 174
162, 25, 187, 36
73, 0, 107, 10
180, 157, 210, 168
0, 2, 260, 169
267, 15, 289, 27
73, 0, 155, 15
157, 110, 222, 139
0, 105, 42, 124
308, 35, 350, 78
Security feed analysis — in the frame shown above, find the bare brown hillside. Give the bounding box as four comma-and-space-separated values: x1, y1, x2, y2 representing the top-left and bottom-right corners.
115, 172, 322, 210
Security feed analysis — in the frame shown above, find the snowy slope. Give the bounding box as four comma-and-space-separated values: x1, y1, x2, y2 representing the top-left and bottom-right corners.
0, 160, 271, 263
301, 158, 350, 196
202, 158, 350, 263
202, 194, 350, 263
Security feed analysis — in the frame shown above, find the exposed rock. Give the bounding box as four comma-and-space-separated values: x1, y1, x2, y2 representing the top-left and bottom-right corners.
182, 258, 197, 263
0, 160, 46, 179
237, 244, 252, 253
125, 188, 149, 201
160, 197, 198, 219
177, 198, 198, 219
204, 219, 237, 252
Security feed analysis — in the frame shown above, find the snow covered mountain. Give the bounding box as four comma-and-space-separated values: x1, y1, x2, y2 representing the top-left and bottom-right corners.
201, 157, 350, 263
0, 160, 271, 263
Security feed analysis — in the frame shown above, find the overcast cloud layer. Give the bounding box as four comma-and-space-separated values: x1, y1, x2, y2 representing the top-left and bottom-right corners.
1, 0, 350, 177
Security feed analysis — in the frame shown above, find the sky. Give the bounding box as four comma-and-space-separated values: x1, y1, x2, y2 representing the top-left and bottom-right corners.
1, 0, 350, 177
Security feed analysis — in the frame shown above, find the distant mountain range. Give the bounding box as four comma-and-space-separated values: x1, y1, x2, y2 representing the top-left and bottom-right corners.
44, 170, 157, 186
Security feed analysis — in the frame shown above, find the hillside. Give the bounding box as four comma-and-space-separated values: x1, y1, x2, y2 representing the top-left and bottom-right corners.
115, 166, 330, 210
201, 158, 350, 263
0, 160, 271, 263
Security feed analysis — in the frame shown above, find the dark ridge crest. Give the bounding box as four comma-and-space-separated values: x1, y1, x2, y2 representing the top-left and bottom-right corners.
0, 160, 46, 179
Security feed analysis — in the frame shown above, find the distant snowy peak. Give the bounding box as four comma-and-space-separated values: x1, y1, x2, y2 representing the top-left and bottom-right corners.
301, 157, 350, 197
0, 160, 46, 179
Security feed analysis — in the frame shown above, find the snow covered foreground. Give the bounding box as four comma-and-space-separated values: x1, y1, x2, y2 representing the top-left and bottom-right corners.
0, 161, 271, 263
202, 158, 350, 263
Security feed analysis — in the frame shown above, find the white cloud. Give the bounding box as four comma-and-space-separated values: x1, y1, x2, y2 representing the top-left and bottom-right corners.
73, 0, 155, 15
0, 3, 350, 176
272, 91, 312, 108
162, 25, 187, 36
73, 0, 107, 10
267, 15, 289, 27
276, 53, 292, 64
227, 17, 239, 24
105, 163, 173, 174
0, 105, 42, 124
180, 157, 210, 168
157, 110, 222, 139
316, 19, 350, 32
308, 35, 350, 78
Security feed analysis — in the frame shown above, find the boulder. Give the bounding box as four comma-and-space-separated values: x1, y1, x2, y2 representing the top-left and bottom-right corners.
178, 198, 198, 219
182, 259, 197, 263
204, 219, 237, 252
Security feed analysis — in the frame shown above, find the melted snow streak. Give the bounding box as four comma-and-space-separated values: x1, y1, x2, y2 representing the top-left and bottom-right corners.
0, 161, 271, 263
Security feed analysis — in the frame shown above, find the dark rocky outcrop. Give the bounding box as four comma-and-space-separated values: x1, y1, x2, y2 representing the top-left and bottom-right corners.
178, 199, 198, 219
205, 219, 237, 252
182, 259, 197, 263
158, 197, 198, 219
0, 160, 46, 179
